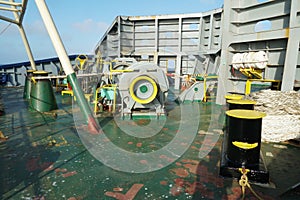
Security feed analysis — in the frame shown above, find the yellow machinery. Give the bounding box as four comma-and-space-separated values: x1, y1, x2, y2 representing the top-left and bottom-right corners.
93, 60, 169, 118
177, 74, 218, 102
94, 84, 117, 113
245, 79, 281, 95
231, 51, 281, 94
118, 62, 169, 118
239, 68, 263, 79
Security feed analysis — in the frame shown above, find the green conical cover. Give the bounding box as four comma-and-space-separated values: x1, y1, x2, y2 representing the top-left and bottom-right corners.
23, 78, 32, 99
23, 70, 36, 99
29, 71, 57, 112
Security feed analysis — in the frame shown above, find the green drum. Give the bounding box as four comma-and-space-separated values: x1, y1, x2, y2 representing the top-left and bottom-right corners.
30, 71, 57, 112
23, 69, 36, 99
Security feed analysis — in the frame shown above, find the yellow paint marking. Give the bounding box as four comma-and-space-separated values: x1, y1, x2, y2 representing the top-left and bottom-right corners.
232, 141, 258, 149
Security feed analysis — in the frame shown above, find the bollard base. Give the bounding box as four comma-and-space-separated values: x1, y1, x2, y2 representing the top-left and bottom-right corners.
220, 109, 269, 184
219, 145, 270, 184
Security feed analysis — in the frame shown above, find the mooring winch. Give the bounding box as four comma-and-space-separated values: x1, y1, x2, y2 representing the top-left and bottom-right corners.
118, 62, 169, 118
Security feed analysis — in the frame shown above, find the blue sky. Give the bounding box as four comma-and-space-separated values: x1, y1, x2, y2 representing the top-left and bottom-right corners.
0, 0, 223, 64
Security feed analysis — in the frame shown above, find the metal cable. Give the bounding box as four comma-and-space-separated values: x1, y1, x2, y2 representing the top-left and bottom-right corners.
0, 22, 12, 35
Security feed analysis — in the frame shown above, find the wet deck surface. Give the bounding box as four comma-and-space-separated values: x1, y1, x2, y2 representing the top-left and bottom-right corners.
0, 87, 300, 199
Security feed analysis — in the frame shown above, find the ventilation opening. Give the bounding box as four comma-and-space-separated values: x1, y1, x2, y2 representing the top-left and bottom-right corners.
141, 25, 149, 31
255, 20, 272, 32
165, 32, 173, 38
189, 23, 198, 30
257, 0, 268, 3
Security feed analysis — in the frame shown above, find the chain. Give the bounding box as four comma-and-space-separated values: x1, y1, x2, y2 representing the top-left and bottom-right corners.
238, 167, 264, 200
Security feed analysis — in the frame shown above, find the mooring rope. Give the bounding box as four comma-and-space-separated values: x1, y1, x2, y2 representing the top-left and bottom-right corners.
238, 168, 264, 200
0, 22, 11, 35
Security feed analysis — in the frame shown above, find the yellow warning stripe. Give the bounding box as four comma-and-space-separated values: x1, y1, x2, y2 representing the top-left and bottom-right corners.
232, 141, 258, 149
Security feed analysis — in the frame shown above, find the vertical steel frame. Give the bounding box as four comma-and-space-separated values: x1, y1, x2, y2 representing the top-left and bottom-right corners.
0, 0, 36, 70
35, 0, 99, 133
94, 9, 223, 90
217, 0, 300, 104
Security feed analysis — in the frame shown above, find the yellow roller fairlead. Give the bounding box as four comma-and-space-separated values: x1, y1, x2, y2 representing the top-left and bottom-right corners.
129, 76, 158, 104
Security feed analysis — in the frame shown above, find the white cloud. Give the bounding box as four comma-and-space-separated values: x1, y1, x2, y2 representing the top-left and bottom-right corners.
199, 0, 223, 7
0, 22, 19, 36
72, 19, 108, 33
23, 20, 47, 35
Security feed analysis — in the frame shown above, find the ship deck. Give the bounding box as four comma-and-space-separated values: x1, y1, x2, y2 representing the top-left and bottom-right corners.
0, 86, 299, 199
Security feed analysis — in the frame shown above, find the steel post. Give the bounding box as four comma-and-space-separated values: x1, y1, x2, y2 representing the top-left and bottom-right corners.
34, 0, 99, 134
18, 25, 36, 70
9, 0, 36, 70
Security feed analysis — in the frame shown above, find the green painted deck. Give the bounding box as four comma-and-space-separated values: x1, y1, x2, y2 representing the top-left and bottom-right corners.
0, 87, 299, 199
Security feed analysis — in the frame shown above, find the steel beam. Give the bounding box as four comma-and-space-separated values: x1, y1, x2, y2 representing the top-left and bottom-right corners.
0, 6, 20, 12
281, 0, 300, 91
0, 0, 21, 6
18, 25, 36, 70
19, 0, 28, 24
0, 14, 17, 24
35, 0, 99, 134
9, 0, 36, 70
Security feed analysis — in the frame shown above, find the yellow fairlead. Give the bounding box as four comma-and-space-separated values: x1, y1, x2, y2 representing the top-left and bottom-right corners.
75, 54, 88, 70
